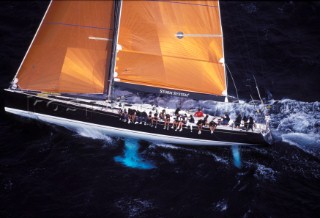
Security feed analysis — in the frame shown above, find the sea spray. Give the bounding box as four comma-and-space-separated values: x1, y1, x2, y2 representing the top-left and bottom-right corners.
114, 138, 155, 169
232, 145, 242, 168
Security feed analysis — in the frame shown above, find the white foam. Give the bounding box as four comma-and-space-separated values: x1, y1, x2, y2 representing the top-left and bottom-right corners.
271, 99, 320, 155
254, 163, 277, 182
210, 153, 229, 165
214, 199, 228, 212
161, 153, 175, 163
153, 143, 181, 150
115, 198, 154, 217
74, 126, 113, 143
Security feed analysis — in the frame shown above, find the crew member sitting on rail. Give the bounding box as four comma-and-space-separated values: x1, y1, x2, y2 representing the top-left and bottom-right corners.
209, 118, 218, 134
172, 114, 180, 130
186, 114, 195, 132
127, 108, 136, 124
176, 114, 186, 132
151, 111, 158, 128
163, 113, 171, 130
203, 114, 209, 127
140, 110, 148, 125
159, 109, 165, 121
135, 110, 141, 124
197, 119, 204, 135
147, 111, 153, 125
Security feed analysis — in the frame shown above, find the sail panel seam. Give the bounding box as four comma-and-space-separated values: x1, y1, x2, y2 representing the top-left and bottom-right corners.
148, 0, 218, 8
46, 22, 113, 30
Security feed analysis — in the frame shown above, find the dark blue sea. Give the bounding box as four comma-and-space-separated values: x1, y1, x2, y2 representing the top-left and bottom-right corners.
1, 1, 320, 217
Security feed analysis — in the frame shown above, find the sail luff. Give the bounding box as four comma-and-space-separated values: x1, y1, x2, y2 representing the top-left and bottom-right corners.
107, 0, 123, 100
10, 0, 53, 87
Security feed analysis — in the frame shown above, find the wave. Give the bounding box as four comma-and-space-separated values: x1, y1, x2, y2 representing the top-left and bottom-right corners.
282, 133, 320, 156
270, 99, 320, 155
115, 197, 154, 217
254, 163, 278, 182
161, 152, 175, 163
213, 199, 228, 212
153, 142, 230, 165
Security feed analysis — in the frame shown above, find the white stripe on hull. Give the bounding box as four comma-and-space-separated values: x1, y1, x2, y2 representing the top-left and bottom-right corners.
5, 107, 255, 146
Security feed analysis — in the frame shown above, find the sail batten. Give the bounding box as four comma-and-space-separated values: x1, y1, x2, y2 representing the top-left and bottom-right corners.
15, 0, 115, 94
115, 0, 226, 97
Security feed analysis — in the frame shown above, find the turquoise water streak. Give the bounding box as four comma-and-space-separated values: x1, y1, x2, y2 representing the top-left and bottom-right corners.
114, 138, 155, 170
232, 145, 241, 168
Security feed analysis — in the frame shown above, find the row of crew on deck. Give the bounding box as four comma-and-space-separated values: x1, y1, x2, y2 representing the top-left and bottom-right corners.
118, 108, 256, 135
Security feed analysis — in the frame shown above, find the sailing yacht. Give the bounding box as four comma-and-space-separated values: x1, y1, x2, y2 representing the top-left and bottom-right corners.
4, 0, 272, 146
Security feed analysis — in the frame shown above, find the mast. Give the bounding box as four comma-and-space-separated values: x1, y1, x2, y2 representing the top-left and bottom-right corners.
106, 0, 122, 101
217, 0, 228, 102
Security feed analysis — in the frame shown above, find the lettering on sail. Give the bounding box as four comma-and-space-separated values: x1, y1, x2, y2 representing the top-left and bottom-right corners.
159, 89, 190, 97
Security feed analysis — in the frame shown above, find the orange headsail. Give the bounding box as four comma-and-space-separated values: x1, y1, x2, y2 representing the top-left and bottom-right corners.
16, 1, 114, 94
115, 0, 227, 96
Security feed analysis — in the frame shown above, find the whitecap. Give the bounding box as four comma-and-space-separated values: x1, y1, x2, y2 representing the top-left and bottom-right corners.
115, 197, 154, 218
152, 143, 182, 150
161, 152, 175, 163
254, 163, 277, 182
213, 199, 228, 212
210, 153, 229, 165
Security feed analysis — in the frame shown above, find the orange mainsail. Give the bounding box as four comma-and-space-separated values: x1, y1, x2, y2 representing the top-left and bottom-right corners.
16, 1, 114, 94
115, 0, 227, 97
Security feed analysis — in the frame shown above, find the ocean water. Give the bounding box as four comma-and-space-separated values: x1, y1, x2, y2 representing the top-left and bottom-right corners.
1, 1, 320, 218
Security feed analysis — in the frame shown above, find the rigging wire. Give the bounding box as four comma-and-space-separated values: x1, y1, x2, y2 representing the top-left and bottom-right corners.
225, 64, 239, 101
252, 74, 264, 105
